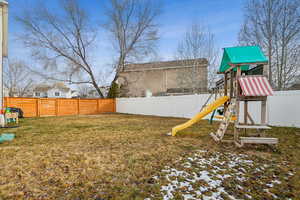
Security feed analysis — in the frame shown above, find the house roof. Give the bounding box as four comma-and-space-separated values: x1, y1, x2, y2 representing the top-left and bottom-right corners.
33, 84, 52, 92
289, 82, 300, 90
33, 82, 70, 92
52, 82, 70, 92
219, 46, 268, 73
0, 0, 8, 5
123, 58, 208, 72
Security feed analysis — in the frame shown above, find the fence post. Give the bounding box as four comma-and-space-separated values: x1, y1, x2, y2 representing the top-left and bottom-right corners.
4, 97, 8, 108
36, 98, 40, 117
77, 98, 80, 115
55, 98, 59, 116
114, 99, 116, 112
97, 99, 100, 113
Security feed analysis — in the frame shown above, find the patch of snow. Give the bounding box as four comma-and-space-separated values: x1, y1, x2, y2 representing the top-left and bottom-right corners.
272, 180, 281, 184
148, 150, 285, 200
196, 150, 208, 153
182, 194, 196, 200
237, 185, 244, 190
264, 189, 278, 199
287, 171, 294, 176
266, 183, 274, 187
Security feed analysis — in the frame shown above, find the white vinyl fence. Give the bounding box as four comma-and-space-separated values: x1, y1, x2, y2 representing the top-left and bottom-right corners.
117, 90, 300, 128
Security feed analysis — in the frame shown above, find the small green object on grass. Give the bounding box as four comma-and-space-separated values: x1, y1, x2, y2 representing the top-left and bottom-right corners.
0, 133, 15, 143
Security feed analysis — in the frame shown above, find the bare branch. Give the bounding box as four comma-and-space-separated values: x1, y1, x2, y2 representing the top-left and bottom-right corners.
239, 0, 300, 89
104, 0, 161, 86
3, 60, 36, 97
175, 21, 219, 92
16, 0, 105, 97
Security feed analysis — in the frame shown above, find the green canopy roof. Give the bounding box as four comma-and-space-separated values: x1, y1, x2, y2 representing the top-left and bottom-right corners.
219, 46, 268, 73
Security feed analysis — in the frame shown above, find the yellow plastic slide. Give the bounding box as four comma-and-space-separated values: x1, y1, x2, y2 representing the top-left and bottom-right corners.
171, 96, 229, 136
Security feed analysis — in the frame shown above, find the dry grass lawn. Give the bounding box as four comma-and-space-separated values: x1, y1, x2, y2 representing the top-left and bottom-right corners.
0, 113, 299, 199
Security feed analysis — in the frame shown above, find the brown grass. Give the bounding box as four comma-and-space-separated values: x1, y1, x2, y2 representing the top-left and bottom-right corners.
0, 113, 299, 199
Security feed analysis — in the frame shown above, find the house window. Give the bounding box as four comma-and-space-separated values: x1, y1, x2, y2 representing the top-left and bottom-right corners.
55, 92, 60, 97
35, 92, 40, 97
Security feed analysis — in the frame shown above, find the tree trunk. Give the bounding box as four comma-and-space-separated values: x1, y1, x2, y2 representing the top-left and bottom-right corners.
90, 74, 104, 98
108, 55, 125, 98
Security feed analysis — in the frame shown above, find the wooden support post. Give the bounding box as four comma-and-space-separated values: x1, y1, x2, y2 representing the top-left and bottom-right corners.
263, 64, 269, 78
244, 101, 248, 124
224, 73, 228, 113
230, 70, 234, 98
224, 73, 228, 96
247, 112, 255, 125
234, 66, 241, 141
244, 101, 248, 135
214, 88, 217, 100
261, 100, 267, 125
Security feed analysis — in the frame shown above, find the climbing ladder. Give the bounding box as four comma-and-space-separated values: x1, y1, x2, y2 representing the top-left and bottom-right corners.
210, 98, 236, 142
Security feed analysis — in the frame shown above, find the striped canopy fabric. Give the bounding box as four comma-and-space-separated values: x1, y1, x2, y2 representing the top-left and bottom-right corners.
238, 76, 273, 96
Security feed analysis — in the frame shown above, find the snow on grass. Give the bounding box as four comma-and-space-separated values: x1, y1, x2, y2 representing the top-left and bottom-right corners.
147, 150, 291, 200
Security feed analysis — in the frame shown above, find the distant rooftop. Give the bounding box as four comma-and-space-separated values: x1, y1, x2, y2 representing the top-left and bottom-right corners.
33, 82, 70, 92
123, 58, 208, 72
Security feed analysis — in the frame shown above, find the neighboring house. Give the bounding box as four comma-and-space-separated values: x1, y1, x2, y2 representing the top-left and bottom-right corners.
87, 86, 110, 98
71, 90, 80, 98
289, 81, 300, 90
288, 75, 300, 90
117, 58, 208, 97
33, 82, 72, 98
3, 86, 9, 97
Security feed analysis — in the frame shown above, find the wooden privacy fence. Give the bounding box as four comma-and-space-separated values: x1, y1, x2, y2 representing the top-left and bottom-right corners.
4, 97, 116, 117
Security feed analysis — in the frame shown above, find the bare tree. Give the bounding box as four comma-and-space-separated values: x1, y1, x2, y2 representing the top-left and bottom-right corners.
15, 0, 105, 98
4, 60, 34, 97
76, 84, 90, 98
104, 0, 161, 95
175, 22, 219, 92
239, 0, 300, 89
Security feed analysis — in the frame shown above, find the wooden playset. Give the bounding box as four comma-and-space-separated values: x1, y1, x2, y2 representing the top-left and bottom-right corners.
169, 46, 278, 147
210, 46, 277, 147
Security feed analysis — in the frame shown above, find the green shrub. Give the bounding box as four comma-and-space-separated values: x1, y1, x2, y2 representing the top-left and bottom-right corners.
107, 81, 119, 98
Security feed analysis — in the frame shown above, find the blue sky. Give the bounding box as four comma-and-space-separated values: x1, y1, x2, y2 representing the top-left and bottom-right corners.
8, 0, 245, 69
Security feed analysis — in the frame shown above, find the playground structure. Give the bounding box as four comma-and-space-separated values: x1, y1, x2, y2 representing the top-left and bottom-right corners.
169, 46, 278, 147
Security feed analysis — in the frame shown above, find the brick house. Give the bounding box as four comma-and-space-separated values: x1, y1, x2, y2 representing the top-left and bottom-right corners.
117, 58, 208, 97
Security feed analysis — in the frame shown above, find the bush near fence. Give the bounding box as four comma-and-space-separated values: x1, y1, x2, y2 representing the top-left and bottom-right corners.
4, 97, 115, 117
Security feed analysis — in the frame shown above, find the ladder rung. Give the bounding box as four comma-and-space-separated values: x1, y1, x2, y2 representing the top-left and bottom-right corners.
236, 125, 271, 129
